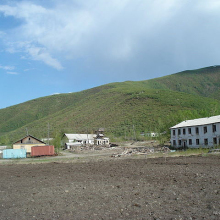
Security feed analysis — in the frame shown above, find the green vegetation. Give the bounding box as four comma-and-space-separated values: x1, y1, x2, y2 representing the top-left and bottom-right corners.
1, 65, 220, 144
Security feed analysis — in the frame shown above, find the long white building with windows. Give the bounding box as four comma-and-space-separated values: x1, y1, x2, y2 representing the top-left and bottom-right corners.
170, 115, 220, 148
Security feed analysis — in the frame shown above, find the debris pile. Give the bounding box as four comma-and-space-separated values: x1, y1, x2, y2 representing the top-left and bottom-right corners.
156, 146, 171, 152
111, 146, 170, 157
111, 147, 154, 157
70, 144, 118, 152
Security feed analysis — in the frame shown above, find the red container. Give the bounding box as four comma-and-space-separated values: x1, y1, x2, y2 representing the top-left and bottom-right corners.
31, 145, 55, 157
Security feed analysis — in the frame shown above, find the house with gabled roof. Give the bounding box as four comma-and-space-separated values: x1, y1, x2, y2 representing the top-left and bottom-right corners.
170, 115, 220, 148
13, 135, 46, 153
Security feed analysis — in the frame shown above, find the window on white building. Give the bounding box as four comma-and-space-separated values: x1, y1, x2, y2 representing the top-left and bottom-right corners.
188, 128, 191, 134
213, 137, 217, 145
196, 127, 199, 134
173, 130, 175, 136
189, 139, 192, 145
178, 129, 181, 135
183, 128, 186, 135
204, 138, 208, 145
196, 139, 200, 145
173, 140, 176, 146
178, 140, 181, 146
203, 126, 207, 134
213, 124, 217, 132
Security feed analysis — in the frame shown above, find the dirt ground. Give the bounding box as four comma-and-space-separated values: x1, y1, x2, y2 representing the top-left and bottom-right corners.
0, 155, 220, 220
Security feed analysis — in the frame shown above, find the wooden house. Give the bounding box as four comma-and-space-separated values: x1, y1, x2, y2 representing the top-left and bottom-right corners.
13, 135, 46, 153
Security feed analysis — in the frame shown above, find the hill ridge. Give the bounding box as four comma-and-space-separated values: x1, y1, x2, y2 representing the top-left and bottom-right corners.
1, 65, 220, 143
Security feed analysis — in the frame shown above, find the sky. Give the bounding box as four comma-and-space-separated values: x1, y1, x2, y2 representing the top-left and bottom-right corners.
0, 0, 220, 109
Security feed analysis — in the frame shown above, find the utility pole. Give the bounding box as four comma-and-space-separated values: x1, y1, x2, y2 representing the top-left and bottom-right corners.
47, 122, 50, 145
87, 127, 89, 146
133, 125, 136, 141
26, 128, 29, 136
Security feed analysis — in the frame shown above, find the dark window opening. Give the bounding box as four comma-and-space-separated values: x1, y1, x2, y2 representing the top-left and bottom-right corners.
173, 130, 175, 136
183, 128, 186, 135
178, 129, 181, 135
188, 128, 191, 134
189, 139, 192, 145
204, 138, 208, 145
203, 126, 207, 134
213, 137, 217, 145
178, 140, 182, 146
213, 124, 217, 132
173, 140, 176, 146
196, 127, 199, 134
196, 139, 200, 145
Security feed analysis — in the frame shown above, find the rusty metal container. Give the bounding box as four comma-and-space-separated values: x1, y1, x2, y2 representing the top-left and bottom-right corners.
31, 145, 54, 157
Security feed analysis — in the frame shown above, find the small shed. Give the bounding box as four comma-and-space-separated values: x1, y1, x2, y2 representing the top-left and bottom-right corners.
13, 135, 46, 153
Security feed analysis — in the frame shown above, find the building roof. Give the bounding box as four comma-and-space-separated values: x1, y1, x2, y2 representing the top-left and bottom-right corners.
66, 142, 82, 147
170, 115, 220, 129
64, 134, 96, 140
13, 135, 46, 145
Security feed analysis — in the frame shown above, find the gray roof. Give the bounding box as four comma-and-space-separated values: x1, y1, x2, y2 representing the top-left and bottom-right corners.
64, 134, 95, 140
170, 115, 220, 129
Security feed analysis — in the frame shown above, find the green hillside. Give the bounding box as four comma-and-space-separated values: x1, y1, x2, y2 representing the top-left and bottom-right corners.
146, 65, 220, 99
1, 65, 220, 143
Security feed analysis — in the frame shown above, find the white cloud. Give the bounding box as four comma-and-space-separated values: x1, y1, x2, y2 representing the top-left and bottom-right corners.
26, 46, 63, 70
0, 31, 6, 38
7, 71, 18, 75
0, 2, 47, 18
0, 65, 14, 70
198, 0, 220, 11
0, 0, 181, 67
0, 0, 220, 78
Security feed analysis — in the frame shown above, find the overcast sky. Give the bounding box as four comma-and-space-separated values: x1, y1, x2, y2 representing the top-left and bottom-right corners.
0, 0, 220, 109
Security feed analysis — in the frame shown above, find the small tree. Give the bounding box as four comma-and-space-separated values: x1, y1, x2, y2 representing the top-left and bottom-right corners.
52, 131, 62, 154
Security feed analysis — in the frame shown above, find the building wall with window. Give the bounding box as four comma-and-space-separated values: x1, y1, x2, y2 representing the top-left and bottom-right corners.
13, 135, 46, 153
170, 115, 220, 148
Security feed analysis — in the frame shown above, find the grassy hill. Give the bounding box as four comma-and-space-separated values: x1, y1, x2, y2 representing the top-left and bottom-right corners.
1, 65, 220, 143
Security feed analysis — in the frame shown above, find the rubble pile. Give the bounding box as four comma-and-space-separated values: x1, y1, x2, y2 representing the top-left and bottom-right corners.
111, 147, 154, 157
70, 144, 117, 152
111, 146, 170, 157
156, 146, 171, 152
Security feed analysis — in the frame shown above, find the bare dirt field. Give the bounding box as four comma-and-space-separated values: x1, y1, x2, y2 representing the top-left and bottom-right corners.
0, 155, 220, 220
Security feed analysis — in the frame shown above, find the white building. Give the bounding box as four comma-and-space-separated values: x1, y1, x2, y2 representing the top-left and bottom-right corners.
63, 134, 95, 149
94, 133, 110, 145
170, 115, 220, 148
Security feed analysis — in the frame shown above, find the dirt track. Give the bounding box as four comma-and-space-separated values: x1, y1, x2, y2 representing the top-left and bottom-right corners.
0, 155, 220, 219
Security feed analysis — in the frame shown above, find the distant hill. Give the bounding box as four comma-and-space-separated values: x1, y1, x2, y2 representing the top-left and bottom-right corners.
1, 65, 220, 143
147, 65, 220, 100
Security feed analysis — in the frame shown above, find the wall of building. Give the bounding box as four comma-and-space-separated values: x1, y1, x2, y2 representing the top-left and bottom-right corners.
170, 123, 220, 148
13, 143, 46, 153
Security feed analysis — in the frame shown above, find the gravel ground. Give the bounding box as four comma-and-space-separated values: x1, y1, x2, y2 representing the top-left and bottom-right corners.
0, 155, 220, 219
